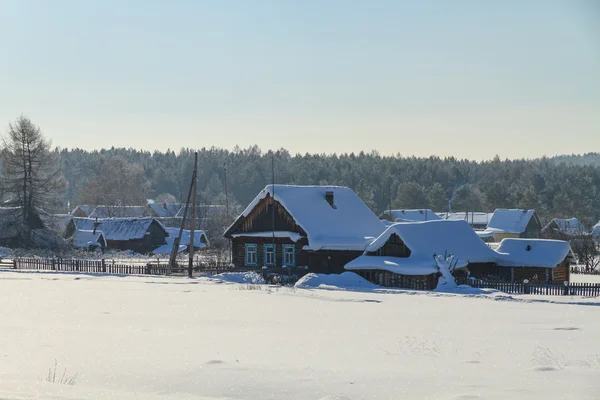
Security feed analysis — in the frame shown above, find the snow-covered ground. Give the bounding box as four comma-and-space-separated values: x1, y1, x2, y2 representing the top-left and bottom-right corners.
571, 273, 600, 283
0, 271, 599, 400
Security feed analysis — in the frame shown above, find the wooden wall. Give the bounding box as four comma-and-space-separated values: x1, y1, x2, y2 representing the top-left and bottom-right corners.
231, 236, 307, 268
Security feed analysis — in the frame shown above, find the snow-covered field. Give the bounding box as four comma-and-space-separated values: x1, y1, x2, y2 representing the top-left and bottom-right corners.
0, 271, 599, 400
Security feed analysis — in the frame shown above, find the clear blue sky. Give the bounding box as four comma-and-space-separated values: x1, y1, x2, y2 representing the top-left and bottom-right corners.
1, 0, 598, 159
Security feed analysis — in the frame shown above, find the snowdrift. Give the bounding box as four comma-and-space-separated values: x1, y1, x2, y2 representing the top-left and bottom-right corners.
295, 272, 379, 291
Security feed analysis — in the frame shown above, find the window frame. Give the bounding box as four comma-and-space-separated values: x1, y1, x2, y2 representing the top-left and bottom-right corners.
245, 243, 258, 266
264, 243, 276, 267
282, 244, 296, 267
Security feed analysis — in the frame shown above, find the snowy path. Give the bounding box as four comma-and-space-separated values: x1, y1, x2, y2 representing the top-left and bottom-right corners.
0, 271, 598, 400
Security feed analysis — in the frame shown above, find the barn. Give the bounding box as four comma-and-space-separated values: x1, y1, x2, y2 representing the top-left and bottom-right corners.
66, 218, 167, 254
223, 185, 386, 274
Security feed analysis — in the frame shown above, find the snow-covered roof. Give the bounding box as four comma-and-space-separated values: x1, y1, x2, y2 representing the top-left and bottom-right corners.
347, 220, 499, 275
71, 205, 95, 217
544, 218, 587, 236
148, 203, 183, 218
73, 218, 166, 241
88, 206, 148, 219
231, 231, 302, 242
593, 222, 600, 239
495, 239, 576, 268
486, 209, 537, 234
437, 212, 493, 226
230, 185, 385, 251
72, 229, 106, 248
381, 209, 441, 222
345, 220, 575, 275
165, 227, 208, 248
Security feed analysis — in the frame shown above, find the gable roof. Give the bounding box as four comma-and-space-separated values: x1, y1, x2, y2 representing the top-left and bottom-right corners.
152, 227, 209, 255
71, 205, 95, 217
381, 209, 441, 222
486, 209, 538, 234
72, 218, 166, 241
148, 203, 183, 218
227, 185, 385, 251
345, 220, 575, 275
495, 239, 576, 268
88, 206, 147, 219
72, 229, 107, 248
543, 218, 587, 236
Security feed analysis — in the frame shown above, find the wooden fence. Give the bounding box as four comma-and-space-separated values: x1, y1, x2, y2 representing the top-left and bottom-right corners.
457, 278, 600, 297
11, 257, 253, 276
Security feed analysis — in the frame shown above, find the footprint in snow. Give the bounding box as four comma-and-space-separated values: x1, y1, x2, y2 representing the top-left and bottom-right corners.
553, 327, 580, 331
205, 360, 225, 365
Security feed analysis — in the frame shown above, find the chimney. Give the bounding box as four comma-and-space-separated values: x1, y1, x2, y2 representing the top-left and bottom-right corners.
325, 191, 334, 207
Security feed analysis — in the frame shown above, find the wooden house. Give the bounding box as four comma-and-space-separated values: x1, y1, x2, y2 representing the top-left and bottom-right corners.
541, 218, 588, 241
147, 203, 183, 218
66, 218, 167, 254
71, 229, 107, 251
346, 220, 576, 289
478, 209, 542, 242
71, 205, 95, 218
223, 185, 386, 274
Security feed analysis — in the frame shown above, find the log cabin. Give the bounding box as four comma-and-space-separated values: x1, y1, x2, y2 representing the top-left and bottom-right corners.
541, 217, 588, 241
223, 185, 386, 274
345, 220, 576, 289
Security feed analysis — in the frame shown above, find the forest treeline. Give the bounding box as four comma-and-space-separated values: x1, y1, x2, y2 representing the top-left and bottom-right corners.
56, 147, 600, 227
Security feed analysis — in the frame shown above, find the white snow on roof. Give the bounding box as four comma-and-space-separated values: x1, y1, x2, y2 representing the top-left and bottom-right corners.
72, 229, 106, 248
346, 220, 574, 275
495, 239, 576, 268
165, 227, 208, 248
382, 209, 441, 222
231, 231, 302, 242
148, 203, 183, 218
235, 185, 385, 251
546, 218, 587, 235
486, 209, 536, 234
593, 222, 600, 239
438, 212, 493, 226
351, 220, 499, 272
71, 205, 95, 216
73, 218, 166, 241
89, 206, 147, 219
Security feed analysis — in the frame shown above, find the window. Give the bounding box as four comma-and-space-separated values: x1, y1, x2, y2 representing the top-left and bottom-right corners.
264, 244, 276, 266
245, 244, 258, 266
283, 245, 295, 267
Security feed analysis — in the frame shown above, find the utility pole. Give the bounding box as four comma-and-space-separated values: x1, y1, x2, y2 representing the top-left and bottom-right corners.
188, 152, 198, 278
167, 152, 197, 275
224, 161, 231, 264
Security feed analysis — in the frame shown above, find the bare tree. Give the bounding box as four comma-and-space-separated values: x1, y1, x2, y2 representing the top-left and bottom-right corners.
1, 116, 64, 223
571, 238, 600, 273
81, 156, 148, 214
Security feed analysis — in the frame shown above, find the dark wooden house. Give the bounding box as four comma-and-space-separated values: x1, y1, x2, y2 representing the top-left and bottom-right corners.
541, 218, 588, 241
346, 220, 576, 289
223, 185, 386, 274
66, 217, 167, 254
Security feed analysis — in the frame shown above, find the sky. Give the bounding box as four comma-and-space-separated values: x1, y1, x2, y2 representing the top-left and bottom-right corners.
0, 0, 598, 160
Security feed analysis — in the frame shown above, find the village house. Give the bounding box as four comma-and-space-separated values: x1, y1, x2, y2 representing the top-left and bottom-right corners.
147, 203, 183, 218
223, 185, 386, 274
71, 229, 107, 251
151, 227, 209, 255
541, 217, 588, 241
345, 220, 575, 289
88, 206, 149, 219
477, 209, 542, 242
66, 217, 167, 254
71, 205, 95, 218
437, 211, 493, 230
379, 209, 440, 222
